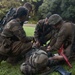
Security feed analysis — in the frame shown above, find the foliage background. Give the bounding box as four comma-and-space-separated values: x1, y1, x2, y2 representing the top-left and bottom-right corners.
0, 0, 22, 18
0, 0, 75, 23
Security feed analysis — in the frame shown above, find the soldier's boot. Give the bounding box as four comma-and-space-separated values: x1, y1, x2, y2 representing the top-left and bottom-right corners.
0, 54, 7, 64
6, 57, 17, 65
6, 56, 23, 65
47, 59, 61, 67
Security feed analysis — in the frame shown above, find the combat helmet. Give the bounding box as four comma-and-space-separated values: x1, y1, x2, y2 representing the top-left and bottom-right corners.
48, 14, 62, 26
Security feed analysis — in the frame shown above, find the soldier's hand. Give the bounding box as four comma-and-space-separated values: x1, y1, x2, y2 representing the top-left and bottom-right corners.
32, 41, 40, 48
35, 41, 40, 47
46, 45, 51, 51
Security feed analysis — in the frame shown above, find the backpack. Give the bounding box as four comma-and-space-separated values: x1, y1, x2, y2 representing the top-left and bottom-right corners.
0, 7, 16, 33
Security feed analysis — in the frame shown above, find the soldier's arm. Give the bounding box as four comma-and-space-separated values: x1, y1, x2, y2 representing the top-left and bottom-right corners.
34, 23, 40, 41
34, 20, 44, 41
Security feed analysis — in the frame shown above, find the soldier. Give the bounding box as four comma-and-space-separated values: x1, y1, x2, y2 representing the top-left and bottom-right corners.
0, 2, 32, 46
46, 14, 75, 60
34, 14, 55, 48
0, 7, 33, 64
20, 49, 49, 75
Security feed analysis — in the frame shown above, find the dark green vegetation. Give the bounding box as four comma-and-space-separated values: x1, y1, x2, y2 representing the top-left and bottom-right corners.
0, 26, 75, 75
38, 0, 75, 22
0, 0, 75, 23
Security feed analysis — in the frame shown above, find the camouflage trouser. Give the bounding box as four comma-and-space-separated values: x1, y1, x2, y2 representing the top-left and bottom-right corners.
64, 44, 73, 59
63, 44, 75, 61
0, 39, 32, 64
12, 41, 32, 56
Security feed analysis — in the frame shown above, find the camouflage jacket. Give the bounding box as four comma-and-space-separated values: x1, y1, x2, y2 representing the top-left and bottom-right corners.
34, 19, 55, 44
1, 18, 31, 42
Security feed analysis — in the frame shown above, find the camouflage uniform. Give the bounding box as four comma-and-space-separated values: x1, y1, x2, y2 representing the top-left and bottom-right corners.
0, 18, 32, 62
34, 19, 55, 46
20, 49, 48, 75
48, 14, 75, 58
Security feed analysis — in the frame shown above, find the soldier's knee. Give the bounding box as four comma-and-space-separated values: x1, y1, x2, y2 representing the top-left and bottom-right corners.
20, 62, 36, 75
0, 54, 7, 63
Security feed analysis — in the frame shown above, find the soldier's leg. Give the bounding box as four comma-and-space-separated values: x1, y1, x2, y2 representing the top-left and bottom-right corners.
6, 54, 24, 65
64, 45, 72, 59
6, 41, 32, 65
0, 54, 7, 63
20, 42, 32, 56
65, 44, 75, 60
12, 41, 32, 55
0, 44, 9, 62
0, 54, 3, 63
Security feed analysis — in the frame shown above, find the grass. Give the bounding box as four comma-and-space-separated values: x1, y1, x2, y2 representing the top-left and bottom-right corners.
23, 26, 35, 36
0, 61, 22, 75
0, 26, 75, 75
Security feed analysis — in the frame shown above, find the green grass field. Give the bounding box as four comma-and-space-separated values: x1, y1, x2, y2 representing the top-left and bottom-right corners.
23, 26, 35, 36
0, 26, 75, 75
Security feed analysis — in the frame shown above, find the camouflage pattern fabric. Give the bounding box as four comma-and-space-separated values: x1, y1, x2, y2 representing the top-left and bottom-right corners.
34, 19, 55, 45
0, 18, 32, 57
20, 49, 48, 75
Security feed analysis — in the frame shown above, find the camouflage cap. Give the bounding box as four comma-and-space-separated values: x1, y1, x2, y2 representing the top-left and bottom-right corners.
29, 50, 48, 69
48, 14, 62, 26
